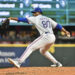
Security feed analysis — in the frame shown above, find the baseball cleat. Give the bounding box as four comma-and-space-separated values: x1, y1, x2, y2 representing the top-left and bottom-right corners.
51, 62, 62, 67
8, 58, 20, 68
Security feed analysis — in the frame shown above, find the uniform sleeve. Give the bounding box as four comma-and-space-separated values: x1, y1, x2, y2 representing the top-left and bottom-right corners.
49, 18, 57, 29
27, 17, 35, 24
18, 17, 29, 23
56, 24, 62, 30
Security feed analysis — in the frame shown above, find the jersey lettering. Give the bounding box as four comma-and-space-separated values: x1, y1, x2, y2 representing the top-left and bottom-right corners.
42, 20, 50, 28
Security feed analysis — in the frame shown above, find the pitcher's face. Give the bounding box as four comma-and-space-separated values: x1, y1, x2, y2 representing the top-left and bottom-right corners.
33, 12, 41, 16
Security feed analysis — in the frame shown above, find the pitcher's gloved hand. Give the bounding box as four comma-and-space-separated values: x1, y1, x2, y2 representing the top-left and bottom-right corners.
1, 18, 9, 29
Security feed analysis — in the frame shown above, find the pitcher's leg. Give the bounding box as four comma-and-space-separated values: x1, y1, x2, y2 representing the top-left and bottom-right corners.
19, 48, 33, 63
41, 50, 58, 64
19, 35, 44, 63
8, 34, 46, 68
39, 43, 58, 64
39, 43, 62, 67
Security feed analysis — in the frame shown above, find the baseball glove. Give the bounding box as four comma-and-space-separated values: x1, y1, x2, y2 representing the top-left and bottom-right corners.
1, 18, 9, 29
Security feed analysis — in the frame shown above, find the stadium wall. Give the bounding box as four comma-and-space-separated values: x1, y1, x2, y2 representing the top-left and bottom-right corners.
0, 44, 75, 67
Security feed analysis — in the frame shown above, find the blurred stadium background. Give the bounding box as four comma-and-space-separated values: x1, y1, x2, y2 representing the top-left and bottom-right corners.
0, 0, 75, 68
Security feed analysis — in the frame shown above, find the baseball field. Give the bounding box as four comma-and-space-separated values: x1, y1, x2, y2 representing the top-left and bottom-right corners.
0, 44, 75, 75
0, 67, 75, 75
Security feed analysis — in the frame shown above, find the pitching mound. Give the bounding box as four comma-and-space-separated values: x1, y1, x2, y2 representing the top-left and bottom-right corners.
0, 67, 75, 75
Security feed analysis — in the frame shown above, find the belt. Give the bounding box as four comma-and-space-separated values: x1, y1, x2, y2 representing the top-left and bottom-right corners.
45, 32, 50, 34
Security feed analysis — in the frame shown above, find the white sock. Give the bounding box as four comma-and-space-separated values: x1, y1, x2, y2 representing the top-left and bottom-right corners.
43, 51, 58, 64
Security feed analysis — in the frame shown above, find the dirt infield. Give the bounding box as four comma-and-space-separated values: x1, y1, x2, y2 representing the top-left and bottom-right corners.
0, 67, 75, 75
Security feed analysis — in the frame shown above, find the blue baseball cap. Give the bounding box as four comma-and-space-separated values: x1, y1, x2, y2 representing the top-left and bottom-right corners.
31, 7, 42, 13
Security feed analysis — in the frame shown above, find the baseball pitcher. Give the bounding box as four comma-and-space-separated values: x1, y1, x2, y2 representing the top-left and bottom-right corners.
8, 7, 70, 68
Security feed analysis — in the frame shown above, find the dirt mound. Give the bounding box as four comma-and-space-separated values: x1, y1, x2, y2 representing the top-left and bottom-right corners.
0, 67, 75, 75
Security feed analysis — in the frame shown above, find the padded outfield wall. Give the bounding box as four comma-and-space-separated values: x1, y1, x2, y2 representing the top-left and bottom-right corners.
0, 44, 75, 67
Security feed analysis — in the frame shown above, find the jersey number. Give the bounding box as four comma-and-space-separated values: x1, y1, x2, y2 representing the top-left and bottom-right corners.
42, 21, 50, 28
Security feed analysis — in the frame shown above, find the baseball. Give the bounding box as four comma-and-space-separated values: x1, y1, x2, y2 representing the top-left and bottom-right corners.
67, 34, 70, 37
